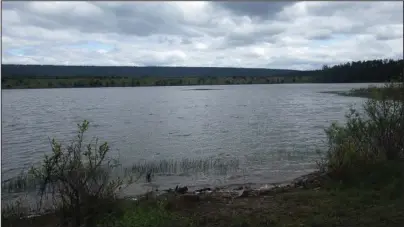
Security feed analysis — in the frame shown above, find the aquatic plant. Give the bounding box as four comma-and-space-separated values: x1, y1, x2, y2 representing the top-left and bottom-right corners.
3, 157, 241, 193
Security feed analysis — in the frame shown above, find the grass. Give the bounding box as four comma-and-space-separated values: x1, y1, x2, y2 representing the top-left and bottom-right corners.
4, 160, 404, 227
94, 159, 404, 227
2, 157, 241, 194
126, 157, 241, 177
2, 173, 38, 193
97, 200, 196, 227
6, 166, 403, 227
323, 84, 404, 100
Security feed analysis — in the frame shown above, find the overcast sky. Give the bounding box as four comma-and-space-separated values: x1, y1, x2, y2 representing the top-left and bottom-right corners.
2, 1, 403, 70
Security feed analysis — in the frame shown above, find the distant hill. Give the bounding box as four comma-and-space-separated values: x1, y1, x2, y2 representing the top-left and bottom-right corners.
2, 59, 402, 90
1, 64, 300, 78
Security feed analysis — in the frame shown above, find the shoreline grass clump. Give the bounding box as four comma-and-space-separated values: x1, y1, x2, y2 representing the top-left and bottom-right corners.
323, 82, 404, 100
125, 157, 241, 180
2, 172, 38, 193
2, 157, 241, 194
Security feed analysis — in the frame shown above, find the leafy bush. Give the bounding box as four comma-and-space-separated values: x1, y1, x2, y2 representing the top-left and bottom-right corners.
323, 82, 404, 181
29, 120, 130, 227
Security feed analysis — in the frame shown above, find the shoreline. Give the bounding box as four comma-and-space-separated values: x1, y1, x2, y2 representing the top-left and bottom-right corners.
5, 170, 326, 220
126, 170, 323, 200
1, 81, 385, 90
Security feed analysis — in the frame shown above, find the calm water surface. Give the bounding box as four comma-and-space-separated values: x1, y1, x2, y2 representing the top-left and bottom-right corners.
1, 83, 378, 195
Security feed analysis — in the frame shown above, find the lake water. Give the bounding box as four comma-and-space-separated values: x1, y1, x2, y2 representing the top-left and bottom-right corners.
1, 83, 378, 197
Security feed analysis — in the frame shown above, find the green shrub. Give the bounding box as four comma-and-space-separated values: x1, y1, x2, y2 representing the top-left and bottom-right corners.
29, 120, 131, 227
323, 82, 404, 181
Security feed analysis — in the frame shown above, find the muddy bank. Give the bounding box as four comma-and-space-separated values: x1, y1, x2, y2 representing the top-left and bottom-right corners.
125, 171, 328, 202
7, 171, 328, 220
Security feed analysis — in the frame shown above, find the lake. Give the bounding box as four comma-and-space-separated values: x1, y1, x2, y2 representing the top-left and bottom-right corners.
1, 83, 378, 197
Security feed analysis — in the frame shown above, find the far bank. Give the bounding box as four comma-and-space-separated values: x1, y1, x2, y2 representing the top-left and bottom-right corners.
2, 58, 403, 89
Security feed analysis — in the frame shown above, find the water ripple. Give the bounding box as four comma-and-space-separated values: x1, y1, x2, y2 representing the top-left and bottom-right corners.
2, 84, 376, 195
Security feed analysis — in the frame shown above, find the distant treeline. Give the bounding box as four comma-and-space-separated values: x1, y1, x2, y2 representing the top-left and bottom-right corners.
1, 75, 297, 89
1, 65, 298, 78
290, 58, 404, 83
1, 58, 403, 89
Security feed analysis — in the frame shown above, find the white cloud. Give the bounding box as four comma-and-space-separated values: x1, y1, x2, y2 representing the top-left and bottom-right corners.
2, 1, 403, 70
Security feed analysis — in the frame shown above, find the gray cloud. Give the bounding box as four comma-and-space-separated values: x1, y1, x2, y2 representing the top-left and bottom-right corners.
4, 2, 189, 37
213, 2, 295, 20
2, 1, 403, 70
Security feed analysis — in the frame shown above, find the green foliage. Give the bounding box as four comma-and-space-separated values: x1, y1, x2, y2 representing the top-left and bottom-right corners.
28, 120, 129, 227
287, 58, 404, 83
322, 81, 404, 182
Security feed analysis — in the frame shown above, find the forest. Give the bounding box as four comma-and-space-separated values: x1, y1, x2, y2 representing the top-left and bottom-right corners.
2, 58, 403, 89
289, 58, 404, 83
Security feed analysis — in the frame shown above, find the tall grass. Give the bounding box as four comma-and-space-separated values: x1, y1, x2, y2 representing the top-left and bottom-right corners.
125, 157, 240, 177
3, 157, 240, 194
2, 172, 38, 193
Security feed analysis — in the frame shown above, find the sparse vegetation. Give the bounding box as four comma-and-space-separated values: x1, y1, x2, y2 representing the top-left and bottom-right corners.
2, 158, 240, 194
322, 83, 401, 99
334, 83, 404, 100
126, 157, 240, 180
1, 197, 31, 224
